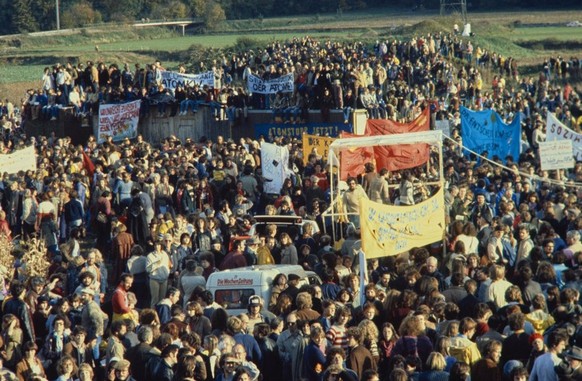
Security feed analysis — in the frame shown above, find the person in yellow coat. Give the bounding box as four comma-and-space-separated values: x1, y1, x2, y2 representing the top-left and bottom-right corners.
257, 236, 275, 265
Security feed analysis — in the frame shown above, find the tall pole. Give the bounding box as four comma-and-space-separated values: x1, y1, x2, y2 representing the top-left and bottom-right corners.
56, 0, 60, 30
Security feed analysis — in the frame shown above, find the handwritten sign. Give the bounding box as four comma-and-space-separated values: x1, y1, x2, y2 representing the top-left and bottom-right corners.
160, 70, 215, 90
0, 146, 36, 174
302, 134, 336, 165
539, 140, 575, 171
247, 74, 294, 94
359, 187, 445, 258
98, 100, 141, 143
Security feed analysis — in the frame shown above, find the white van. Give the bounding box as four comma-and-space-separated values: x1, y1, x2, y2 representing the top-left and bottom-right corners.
206, 264, 321, 316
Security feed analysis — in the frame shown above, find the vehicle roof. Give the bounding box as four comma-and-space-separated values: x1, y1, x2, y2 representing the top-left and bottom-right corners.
251, 215, 303, 224
209, 264, 306, 274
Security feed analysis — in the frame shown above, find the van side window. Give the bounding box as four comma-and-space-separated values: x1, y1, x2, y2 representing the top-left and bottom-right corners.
215, 289, 256, 310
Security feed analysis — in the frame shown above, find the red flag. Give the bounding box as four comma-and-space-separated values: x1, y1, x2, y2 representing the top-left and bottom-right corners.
365, 107, 430, 135
82, 151, 95, 177
365, 108, 431, 171
340, 147, 375, 180
339, 132, 375, 180
374, 144, 430, 172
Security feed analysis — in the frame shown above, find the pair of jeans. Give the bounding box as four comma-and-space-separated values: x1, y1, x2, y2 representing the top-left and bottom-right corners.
149, 279, 168, 308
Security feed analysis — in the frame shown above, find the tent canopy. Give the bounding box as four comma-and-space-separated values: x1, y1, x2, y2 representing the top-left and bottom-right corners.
328, 130, 443, 152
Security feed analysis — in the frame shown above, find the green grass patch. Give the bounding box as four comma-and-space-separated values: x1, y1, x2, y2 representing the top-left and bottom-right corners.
511, 26, 582, 41
0, 64, 46, 84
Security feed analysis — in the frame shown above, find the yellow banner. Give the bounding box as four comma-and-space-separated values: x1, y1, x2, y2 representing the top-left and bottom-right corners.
360, 187, 445, 258
302, 134, 336, 165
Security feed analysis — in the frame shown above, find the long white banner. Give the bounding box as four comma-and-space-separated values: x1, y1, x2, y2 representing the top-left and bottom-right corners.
247, 73, 294, 94
160, 70, 215, 91
0, 145, 36, 174
98, 100, 141, 144
546, 112, 582, 161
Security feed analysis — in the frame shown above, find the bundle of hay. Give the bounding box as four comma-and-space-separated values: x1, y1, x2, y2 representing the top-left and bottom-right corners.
0, 235, 16, 283
17, 237, 51, 280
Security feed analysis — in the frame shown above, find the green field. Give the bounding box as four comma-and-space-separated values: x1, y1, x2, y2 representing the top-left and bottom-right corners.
512, 26, 582, 41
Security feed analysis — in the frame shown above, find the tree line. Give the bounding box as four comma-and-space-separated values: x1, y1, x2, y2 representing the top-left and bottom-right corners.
0, 0, 580, 35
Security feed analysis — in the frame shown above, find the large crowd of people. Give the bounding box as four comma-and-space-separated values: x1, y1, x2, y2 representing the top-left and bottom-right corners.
0, 31, 581, 381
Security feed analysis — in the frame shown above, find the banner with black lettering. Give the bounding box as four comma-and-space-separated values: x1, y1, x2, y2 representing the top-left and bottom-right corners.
546, 112, 582, 161
160, 70, 215, 91
247, 74, 294, 94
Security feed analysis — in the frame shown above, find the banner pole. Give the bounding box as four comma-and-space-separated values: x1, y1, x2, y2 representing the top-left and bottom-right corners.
358, 249, 367, 305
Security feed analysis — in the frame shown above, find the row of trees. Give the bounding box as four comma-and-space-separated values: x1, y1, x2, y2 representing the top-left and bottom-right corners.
0, 0, 580, 35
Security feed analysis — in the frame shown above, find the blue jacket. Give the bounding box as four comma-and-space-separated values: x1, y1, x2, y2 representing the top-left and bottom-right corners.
64, 198, 84, 223
155, 299, 172, 325
233, 332, 262, 365
303, 340, 326, 381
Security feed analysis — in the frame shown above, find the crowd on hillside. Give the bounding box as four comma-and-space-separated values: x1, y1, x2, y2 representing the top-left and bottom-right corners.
0, 33, 580, 381
19, 33, 582, 129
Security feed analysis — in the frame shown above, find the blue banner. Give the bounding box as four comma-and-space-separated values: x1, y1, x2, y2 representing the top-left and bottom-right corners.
460, 106, 521, 162
255, 123, 352, 140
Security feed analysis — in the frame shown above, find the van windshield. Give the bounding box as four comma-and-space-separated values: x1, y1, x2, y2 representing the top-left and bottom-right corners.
215, 289, 255, 310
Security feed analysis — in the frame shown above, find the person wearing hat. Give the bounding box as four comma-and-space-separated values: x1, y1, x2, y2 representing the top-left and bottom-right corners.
282, 273, 301, 308
113, 359, 135, 381
246, 295, 273, 334
525, 332, 546, 373
470, 189, 493, 226
558, 346, 582, 380
209, 237, 225, 269
243, 236, 261, 266
80, 287, 105, 358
